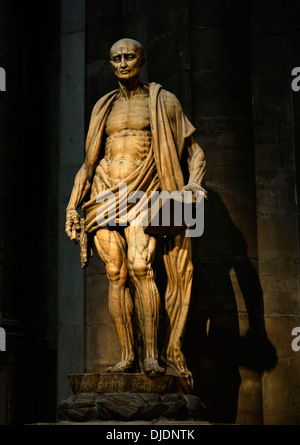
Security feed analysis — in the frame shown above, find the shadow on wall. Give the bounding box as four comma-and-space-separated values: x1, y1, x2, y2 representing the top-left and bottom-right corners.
171, 186, 278, 423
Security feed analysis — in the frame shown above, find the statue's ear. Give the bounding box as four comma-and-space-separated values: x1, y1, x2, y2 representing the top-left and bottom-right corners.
109, 60, 118, 76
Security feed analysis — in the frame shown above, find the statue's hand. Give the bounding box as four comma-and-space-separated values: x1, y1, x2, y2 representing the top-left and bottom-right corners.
181, 182, 207, 198
65, 208, 81, 243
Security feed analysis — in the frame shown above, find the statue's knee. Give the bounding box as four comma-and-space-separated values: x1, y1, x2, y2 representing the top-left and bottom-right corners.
130, 259, 150, 280
106, 264, 126, 283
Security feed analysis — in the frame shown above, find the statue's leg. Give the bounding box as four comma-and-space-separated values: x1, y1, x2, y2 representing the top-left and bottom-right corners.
161, 233, 194, 386
125, 223, 165, 375
94, 228, 135, 372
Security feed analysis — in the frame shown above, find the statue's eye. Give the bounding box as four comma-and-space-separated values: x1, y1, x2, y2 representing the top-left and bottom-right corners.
113, 56, 121, 63
125, 54, 136, 61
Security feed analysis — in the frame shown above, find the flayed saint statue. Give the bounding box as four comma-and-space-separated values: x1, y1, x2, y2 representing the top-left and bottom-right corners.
65, 38, 206, 387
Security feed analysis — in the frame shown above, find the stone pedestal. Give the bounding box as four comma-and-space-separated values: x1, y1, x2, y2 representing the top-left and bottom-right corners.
57, 372, 206, 422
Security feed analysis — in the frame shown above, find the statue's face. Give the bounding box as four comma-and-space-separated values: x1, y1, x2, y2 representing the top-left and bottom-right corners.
110, 39, 144, 81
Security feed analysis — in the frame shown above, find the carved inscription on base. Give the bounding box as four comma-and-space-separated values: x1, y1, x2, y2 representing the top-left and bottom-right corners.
68, 372, 190, 395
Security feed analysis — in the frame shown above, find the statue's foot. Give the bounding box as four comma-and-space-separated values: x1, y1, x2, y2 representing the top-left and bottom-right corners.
105, 359, 134, 373
143, 357, 165, 376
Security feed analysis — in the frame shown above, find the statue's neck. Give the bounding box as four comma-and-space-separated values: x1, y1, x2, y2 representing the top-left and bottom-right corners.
118, 78, 145, 99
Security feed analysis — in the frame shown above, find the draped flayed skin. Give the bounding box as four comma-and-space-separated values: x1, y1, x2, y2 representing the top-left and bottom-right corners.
82, 83, 196, 385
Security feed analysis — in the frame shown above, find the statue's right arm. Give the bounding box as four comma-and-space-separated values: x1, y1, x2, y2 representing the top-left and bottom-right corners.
65, 163, 91, 242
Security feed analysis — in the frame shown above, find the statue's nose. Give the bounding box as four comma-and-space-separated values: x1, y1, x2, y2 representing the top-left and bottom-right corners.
120, 56, 128, 68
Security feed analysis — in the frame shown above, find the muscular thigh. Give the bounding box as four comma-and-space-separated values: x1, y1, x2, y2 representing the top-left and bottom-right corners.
94, 227, 127, 280
124, 223, 156, 269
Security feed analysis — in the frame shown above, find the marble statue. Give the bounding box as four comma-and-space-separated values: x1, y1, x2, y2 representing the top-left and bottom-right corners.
65, 38, 206, 386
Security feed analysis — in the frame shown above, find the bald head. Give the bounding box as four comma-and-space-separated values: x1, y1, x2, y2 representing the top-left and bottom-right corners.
110, 38, 144, 59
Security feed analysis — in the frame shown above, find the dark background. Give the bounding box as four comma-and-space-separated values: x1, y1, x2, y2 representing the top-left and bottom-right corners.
0, 0, 299, 425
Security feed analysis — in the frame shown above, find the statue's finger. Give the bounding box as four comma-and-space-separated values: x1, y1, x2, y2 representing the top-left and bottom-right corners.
65, 222, 72, 238
71, 227, 78, 242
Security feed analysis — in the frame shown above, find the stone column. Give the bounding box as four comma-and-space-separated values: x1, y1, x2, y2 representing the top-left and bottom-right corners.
0, 0, 59, 424
0, 0, 22, 426
186, 1, 263, 424
290, 1, 300, 423
250, 0, 300, 424
58, 0, 85, 403
146, 0, 192, 116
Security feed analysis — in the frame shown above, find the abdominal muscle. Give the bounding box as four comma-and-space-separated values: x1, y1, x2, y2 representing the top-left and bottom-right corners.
104, 129, 152, 183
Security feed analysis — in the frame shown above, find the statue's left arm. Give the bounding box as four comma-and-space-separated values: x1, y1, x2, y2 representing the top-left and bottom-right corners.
157, 87, 207, 197
181, 136, 207, 198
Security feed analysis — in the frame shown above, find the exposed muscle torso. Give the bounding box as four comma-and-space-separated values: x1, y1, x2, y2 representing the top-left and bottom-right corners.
102, 92, 151, 183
